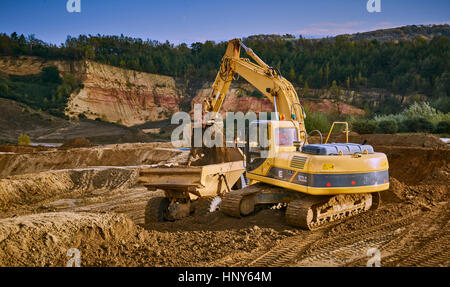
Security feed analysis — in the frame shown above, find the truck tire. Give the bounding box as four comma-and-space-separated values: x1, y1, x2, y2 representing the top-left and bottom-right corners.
145, 197, 170, 225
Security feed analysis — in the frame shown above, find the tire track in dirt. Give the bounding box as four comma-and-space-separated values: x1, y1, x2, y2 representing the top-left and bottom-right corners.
362, 202, 450, 267
293, 210, 420, 266
226, 209, 420, 267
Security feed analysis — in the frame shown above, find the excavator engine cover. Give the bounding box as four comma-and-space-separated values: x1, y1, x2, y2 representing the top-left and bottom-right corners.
302, 143, 374, 155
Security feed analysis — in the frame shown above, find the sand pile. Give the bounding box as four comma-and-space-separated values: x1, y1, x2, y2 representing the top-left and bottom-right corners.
0, 167, 138, 211
0, 212, 142, 267
0, 144, 183, 178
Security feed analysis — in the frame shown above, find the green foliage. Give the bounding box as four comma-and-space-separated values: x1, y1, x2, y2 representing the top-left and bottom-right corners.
304, 109, 330, 134
330, 80, 340, 102
375, 102, 450, 125
401, 102, 448, 123
18, 133, 30, 145
431, 96, 450, 113
401, 117, 435, 133
0, 66, 83, 119
0, 30, 448, 108
352, 119, 378, 134
41, 66, 61, 84
302, 81, 310, 97
1, 28, 449, 117
377, 119, 398, 134
249, 90, 264, 98
0, 83, 8, 95
435, 120, 450, 134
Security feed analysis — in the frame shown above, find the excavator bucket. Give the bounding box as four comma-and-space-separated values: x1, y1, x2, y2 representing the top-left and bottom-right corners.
139, 160, 246, 199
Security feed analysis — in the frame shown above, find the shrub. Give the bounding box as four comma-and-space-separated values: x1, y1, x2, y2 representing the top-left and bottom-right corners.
41, 66, 62, 84
378, 119, 398, 134
401, 102, 449, 124
351, 119, 378, 134
305, 111, 330, 134
0, 83, 8, 95
432, 96, 450, 114
401, 117, 435, 133
18, 133, 31, 145
250, 90, 264, 98
78, 113, 87, 120
374, 102, 450, 125
436, 120, 450, 134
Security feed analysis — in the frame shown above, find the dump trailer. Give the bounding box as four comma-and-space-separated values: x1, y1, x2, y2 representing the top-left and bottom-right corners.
138, 148, 246, 224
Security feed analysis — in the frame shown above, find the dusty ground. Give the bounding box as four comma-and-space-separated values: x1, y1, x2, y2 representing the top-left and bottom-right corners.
0, 134, 448, 267
0, 98, 155, 145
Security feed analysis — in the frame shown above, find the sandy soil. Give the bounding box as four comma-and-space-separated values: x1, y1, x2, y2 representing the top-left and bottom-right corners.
0, 135, 448, 267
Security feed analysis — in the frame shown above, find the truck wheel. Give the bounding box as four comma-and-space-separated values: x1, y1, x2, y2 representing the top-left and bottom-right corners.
145, 197, 170, 225
195, 196, 222, 215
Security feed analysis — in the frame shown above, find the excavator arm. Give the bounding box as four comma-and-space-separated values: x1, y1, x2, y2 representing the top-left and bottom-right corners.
203, 39, 306, 129
191, 39, 308, 165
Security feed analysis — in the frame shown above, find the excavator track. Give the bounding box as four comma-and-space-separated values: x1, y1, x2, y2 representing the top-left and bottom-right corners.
223, 183, 381, 230
286, 193, 379, 230
221, 185, 260, 217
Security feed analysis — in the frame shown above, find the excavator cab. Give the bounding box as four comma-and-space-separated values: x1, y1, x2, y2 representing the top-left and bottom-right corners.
246, 120, 301, 159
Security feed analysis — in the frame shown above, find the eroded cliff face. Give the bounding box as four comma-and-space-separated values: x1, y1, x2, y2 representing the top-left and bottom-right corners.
0, 56, 365, 128
66, 61, 181, 126
0, 56, 72, 76
190, 82, 365, 118
191, 83, 273, 116
0, 56, 182, 127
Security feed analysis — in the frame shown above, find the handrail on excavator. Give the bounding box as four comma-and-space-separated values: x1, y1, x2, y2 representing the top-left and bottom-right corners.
324, 122, 349, 144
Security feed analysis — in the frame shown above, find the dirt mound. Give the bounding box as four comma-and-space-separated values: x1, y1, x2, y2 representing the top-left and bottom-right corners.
379, 146, 450, 185
383, 175, 448, 208
0, 212, 142, 266
0, 144, 55, 153
381, 177, 407, 203
364, 134, 446, 148
60, 137, 94, 149
0, 98, 155, 145
0, 167, 139, 211
0, 144, 183, 178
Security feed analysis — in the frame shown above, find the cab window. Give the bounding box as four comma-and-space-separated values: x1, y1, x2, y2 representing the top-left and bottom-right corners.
276, 128, 297, 146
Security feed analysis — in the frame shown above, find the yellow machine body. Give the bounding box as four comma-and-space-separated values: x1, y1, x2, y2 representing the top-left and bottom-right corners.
246, 121, 389, 195
201, 39, 390, 198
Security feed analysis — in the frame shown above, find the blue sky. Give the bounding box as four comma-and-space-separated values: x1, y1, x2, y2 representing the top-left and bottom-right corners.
1, 0, 449, 45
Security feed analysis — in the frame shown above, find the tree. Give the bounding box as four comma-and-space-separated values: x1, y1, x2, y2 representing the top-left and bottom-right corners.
303, 81, 310, 98
18, 133, 31, 145
330, 80, 342, 114
41, 66, 61, 84
288, 68, 296, 82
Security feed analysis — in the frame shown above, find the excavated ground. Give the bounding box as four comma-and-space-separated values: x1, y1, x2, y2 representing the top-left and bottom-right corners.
0, 134, 448, 267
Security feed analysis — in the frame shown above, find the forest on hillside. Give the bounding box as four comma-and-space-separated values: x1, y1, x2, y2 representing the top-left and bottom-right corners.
0, 25, 449, 115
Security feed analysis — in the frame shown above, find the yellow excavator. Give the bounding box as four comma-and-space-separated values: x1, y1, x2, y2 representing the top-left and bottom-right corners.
200, 39, 389, 230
